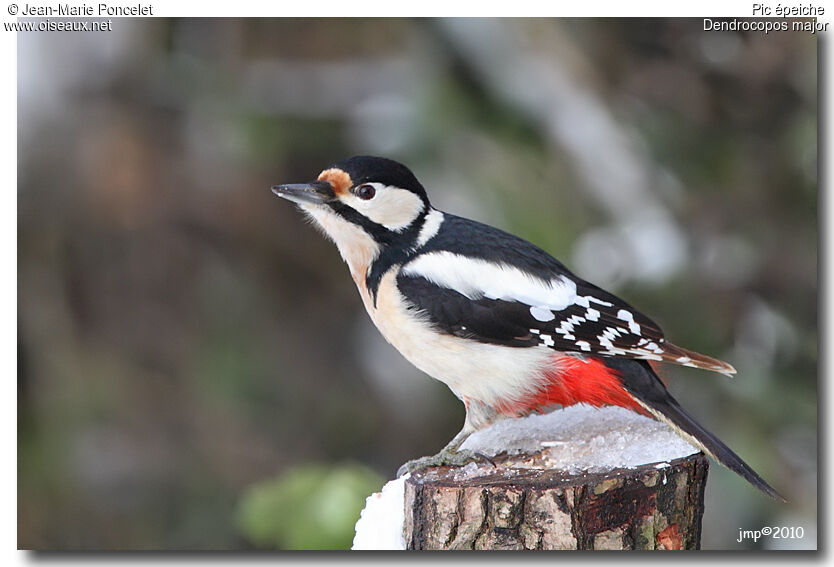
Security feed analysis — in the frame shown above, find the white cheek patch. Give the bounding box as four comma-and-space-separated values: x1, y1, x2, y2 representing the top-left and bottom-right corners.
342, 184, 425, 232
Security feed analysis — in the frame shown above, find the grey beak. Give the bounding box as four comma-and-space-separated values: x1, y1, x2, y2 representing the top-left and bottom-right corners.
271, 181, 336, 205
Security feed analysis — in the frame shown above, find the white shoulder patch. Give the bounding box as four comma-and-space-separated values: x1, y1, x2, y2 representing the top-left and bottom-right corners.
402, 252, 578, 311
415, 209, 444, 248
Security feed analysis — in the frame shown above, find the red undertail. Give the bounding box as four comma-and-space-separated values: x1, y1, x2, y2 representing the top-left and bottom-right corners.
496, 355, 648, 417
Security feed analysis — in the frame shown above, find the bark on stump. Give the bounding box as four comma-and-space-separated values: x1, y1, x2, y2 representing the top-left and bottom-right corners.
403, 452, 708, 550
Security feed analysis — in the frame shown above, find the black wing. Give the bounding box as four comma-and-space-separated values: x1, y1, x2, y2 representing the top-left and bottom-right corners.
397, 213, 735, 374
397, 274, 541, 347
397, 269, 668, 357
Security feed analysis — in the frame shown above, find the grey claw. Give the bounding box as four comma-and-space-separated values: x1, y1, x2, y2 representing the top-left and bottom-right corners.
396, 448, 494, 478
473, 451, 497, 468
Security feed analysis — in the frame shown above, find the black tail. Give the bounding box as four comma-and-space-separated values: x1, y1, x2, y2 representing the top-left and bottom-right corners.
605, 358, 784, 501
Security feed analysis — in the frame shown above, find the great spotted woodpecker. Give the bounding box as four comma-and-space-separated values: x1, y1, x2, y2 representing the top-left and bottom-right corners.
272, 155, 781, 499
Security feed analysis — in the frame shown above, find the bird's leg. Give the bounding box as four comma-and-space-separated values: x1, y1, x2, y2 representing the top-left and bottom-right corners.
396, 400, 500, 477
396, 428, 485, 477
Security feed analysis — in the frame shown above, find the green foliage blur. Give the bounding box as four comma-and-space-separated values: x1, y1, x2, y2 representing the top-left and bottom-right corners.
236, 463, 383, 550
17, 19, 816, 550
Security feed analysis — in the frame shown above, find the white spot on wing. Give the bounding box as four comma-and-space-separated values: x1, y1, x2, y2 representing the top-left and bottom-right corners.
616, 309, 642, 334
645, 341, 664, 353
574, 295, 614, 308
602, 327, 620, 339
617, 309, 634, 322
636, 352, 663, 361
530, 306, 555, 322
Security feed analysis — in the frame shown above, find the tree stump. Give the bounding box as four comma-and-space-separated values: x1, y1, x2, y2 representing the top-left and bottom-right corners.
403, 452, 708, 550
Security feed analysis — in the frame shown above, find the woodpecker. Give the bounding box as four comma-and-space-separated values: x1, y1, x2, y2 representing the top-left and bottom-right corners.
272, 155, 781, 499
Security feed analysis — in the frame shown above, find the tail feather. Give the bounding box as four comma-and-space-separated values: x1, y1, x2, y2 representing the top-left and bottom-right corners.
635, 395, 784, 501
605, 358, 784, 501
656, 342, 737, 377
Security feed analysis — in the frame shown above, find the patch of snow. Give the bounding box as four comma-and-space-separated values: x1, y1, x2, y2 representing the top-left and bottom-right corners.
460, 404, 698, 473
452, 461, 484, 481
540, 440, 568, 447
352, 475, 408, 550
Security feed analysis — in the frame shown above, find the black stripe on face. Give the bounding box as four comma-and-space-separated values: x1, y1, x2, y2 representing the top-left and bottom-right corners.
328, 199, 429, 248
328, 201, 392, 243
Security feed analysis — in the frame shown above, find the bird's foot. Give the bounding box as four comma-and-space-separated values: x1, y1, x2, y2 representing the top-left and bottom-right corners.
397, 448, 494, 478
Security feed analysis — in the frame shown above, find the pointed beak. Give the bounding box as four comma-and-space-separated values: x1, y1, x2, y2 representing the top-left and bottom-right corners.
271, 181, 336, 205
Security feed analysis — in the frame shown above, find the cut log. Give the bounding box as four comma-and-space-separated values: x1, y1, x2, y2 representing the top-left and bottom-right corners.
402, 452, 708, 550
353, 405, 711, 550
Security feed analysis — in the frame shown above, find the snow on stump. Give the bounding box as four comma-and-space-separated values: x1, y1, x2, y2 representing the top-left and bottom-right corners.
354, 404, 709, 551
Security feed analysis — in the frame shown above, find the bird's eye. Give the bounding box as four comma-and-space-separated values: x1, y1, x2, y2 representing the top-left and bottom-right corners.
355, 184, 376, 200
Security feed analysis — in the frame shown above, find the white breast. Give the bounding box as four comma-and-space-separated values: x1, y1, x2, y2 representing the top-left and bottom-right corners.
356, 269, 552, 409
302, 205, 380, 282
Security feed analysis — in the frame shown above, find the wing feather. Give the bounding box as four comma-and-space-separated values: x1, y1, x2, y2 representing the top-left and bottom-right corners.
397, 268, 735, 375
399, 214, 735, 374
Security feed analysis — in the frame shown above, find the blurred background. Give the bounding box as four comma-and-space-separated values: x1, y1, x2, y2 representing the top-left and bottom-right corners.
17, 18, 816, 550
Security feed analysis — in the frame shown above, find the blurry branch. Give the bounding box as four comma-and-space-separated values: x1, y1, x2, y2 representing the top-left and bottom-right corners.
241, 58, 415, 117
435, 19, 688, 285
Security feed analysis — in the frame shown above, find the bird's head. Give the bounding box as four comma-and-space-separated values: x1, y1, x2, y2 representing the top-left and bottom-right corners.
272, 156, 434, 269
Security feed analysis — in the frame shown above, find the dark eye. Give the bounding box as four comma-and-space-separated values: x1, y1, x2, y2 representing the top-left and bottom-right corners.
355, 184, 376, 200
